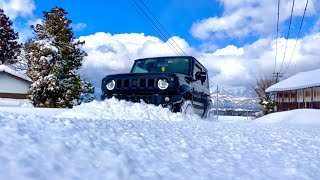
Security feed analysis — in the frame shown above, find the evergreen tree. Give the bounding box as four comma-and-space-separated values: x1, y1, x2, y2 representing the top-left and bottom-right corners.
0, 9, 22, 65
25, 7, 94, 108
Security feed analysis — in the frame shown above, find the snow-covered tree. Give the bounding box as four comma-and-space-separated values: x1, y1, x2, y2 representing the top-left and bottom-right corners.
25, 7, 94, 108
0, 9, 22, 65
254, 76, 277, 115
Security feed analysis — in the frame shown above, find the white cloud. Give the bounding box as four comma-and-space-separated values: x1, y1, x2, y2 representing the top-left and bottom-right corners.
78, 32, 193, 94
9, 0, 318, 94
15, 18, 42, 42
79, 32, 193, 71
78, 32, 320, 94
213, 45, 244, 56
0, 0, 35, 19
0, 0, 37, 42
191, 0, 317, 39
72, 22, 87, 31
300, 33, 320, 56
198, 32, 320, 87
27, 18, 42, 26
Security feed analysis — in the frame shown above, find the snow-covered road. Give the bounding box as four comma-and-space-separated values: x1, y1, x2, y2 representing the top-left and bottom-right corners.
0, 99, 319, 179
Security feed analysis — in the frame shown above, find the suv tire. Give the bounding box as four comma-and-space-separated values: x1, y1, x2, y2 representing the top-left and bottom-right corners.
180, 100, 194, 115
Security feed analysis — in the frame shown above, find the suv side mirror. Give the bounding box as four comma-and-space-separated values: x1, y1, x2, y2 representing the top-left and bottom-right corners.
185, 75, 194, 83
196, 71, 207, 82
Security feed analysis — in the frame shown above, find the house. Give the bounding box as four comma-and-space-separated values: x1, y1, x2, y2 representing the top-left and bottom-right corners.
266, 69, 320, 111
0, 65, 32, 99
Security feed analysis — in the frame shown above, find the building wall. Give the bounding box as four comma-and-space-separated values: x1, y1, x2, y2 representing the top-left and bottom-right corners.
0, 73, 30, 94
276, 86, 320, 111
314, 87, 320, 101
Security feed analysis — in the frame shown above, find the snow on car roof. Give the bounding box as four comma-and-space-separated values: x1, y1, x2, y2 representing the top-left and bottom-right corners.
266, 68, 320, 92
0, 65, 32, 82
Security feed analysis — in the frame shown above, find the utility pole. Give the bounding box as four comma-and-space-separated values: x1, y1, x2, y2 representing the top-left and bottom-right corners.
216, 85, 219, 120
273, 72, 282, 83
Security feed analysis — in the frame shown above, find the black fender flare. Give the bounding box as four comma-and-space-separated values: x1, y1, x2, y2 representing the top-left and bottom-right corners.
179, 84, 193, 101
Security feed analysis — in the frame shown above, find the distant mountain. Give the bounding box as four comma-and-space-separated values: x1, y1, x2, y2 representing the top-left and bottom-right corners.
210, 87, 260, 111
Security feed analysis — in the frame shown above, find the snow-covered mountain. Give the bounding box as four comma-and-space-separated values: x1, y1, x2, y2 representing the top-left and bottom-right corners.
210, 86, 260, 110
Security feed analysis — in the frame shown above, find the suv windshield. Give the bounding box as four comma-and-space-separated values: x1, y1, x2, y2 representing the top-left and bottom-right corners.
131, 57, 190, 74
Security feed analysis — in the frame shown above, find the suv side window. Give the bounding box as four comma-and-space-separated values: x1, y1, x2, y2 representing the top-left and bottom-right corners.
193, 64, 202, 79
193, 61, 209, 88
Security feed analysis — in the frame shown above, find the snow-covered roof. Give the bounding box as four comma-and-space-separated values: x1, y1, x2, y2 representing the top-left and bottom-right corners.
266, 69, 320, 92
0, 65, 32, 82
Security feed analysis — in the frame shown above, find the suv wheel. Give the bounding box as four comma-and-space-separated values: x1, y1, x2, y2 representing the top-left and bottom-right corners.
202, 107, 210, 118
202, 100, 212, 118
180, 100, 194, 115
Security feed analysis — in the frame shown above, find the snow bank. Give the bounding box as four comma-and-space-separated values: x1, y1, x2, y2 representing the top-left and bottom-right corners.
57, 98, 200, 121
255, 109, 320, 126
0, 98, 33, 107
0, 99, 319, 179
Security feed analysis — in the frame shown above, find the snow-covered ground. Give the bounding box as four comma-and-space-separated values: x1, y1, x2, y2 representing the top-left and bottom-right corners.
0, 98, 33, 108
0, 98, 319, 179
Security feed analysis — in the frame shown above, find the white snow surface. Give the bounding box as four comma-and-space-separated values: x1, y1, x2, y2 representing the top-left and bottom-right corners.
0, 98, 33, 108
0, 98, 319, 179
0, 65, 32, 82
254, 109, 320, 125
266, 68, 320, 92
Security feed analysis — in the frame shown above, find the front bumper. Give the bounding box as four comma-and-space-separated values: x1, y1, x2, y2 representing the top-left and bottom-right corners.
101, 93, 182, 106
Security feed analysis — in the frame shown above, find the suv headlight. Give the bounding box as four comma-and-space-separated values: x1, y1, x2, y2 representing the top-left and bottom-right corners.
157, 78, 169, 90
106, 80, 115, 90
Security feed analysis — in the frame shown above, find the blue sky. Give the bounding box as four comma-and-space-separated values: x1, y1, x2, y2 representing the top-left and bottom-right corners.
31, 0, 222, 48
22, 0, 317, 51
1, 0, 320, 89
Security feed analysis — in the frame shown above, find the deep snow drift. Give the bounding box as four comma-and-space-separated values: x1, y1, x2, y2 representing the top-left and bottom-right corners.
0, 98, 33, 108
0, 98, 319, 179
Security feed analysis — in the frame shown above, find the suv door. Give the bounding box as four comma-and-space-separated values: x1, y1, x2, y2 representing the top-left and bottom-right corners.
197, 65, 211, 117
192, 62, 206, 115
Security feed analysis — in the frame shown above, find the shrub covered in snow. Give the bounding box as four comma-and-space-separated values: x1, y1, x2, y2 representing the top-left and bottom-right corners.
259, 94, 277, 115
254, 76, 277, 115
24, 7, 94, 108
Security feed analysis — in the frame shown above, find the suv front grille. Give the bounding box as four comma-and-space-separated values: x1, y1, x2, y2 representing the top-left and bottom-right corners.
124, 79, 129, 87
131, 79, 138, 87
148, 79, 154, 87
140, 79, 146, 87
116, 80, 122, 88
116, 78, 156, 89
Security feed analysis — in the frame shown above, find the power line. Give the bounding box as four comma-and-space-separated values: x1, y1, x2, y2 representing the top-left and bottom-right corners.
273, 0, 280, 74
209, 79, 218, 87
279, 0, 295, 73
138, 0, 187, 56
128, 0, 182, 56
129, 0, 182, 56
209, 80, 235, 97
283, 0, 309, 75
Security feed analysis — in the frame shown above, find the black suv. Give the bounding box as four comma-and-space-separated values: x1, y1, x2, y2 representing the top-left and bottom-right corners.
101, 56, 212, 118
